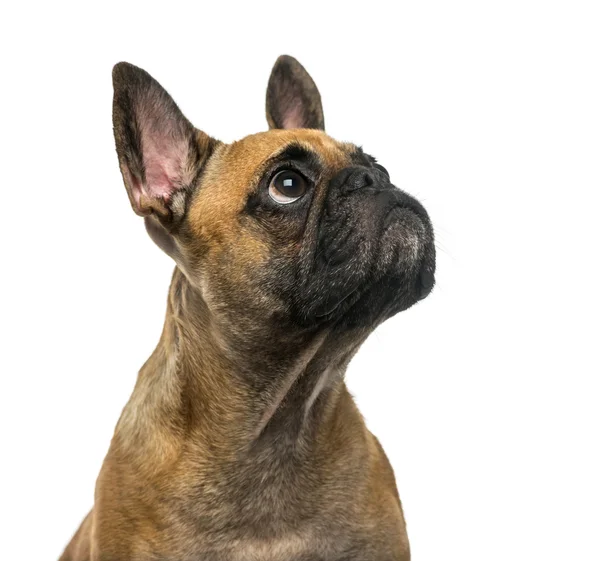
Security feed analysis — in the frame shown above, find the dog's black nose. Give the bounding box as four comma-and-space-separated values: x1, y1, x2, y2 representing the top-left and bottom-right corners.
332, 166, 379, 195
343, 168, 374, 193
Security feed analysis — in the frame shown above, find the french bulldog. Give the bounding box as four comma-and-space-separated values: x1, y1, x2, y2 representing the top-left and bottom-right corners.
60, 55, 435, 561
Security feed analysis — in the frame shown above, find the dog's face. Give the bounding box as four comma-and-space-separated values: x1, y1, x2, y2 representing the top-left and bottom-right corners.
113, 56, 435, 338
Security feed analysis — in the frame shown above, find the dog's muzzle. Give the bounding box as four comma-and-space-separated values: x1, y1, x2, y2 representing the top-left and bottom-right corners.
302, 165, 435, 323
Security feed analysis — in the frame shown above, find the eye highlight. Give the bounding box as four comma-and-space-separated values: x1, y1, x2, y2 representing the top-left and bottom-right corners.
268, 170, 308, 204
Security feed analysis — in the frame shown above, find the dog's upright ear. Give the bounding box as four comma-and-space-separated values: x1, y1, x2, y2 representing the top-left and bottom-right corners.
266, 55, 325, 131
112, 62, 218, 224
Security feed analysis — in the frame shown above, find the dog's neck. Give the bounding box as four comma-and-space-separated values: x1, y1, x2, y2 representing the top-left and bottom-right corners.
114, 267, 364, 466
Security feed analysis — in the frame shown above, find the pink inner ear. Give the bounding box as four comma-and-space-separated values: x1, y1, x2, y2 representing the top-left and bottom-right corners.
142, 131, 188, 201
282, 102, 305, 130
122, 130, 189, 215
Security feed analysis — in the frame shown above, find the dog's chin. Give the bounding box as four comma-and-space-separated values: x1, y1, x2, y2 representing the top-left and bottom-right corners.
310, 271, 428, 331
300, 212, 435, 329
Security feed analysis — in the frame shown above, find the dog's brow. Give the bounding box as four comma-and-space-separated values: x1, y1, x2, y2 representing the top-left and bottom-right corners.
269, 142, 323, 168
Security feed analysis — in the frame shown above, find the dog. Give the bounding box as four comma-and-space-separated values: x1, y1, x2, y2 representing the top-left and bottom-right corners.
60, 55, 435, 561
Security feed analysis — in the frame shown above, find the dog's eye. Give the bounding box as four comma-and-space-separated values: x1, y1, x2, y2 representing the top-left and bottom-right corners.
268, 170, 308, 204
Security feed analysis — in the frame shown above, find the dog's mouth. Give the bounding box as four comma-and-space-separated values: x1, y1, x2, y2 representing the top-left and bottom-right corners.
302, 204, 435, 326
310, 262, 433, 326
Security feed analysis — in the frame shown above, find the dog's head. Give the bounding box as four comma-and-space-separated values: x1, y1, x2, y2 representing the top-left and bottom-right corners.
112, 56, 435, 337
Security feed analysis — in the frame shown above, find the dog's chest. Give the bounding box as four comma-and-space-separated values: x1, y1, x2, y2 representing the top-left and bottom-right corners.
180, 539, 375, 561
214, 535, 320, 561
161, 517, 349, 561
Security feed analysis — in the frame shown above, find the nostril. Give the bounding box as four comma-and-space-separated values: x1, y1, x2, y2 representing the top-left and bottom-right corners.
342, 168, 375, 194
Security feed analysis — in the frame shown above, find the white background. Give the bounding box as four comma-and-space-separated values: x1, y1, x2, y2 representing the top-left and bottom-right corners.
1, 1, 599, 560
